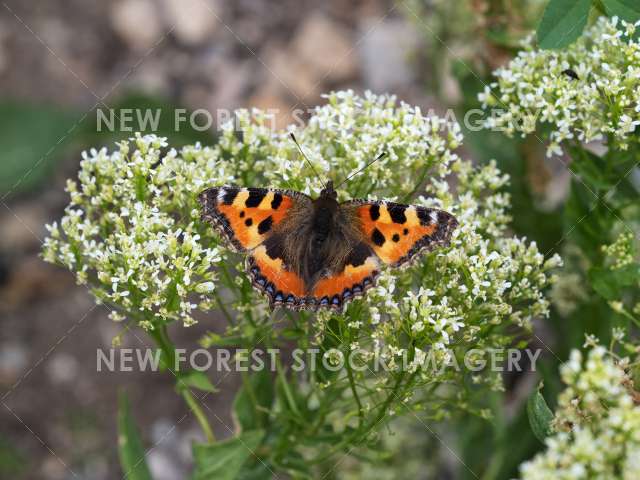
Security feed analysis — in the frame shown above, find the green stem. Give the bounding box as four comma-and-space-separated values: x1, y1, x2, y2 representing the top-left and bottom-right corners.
213, 293, 235, 325
181, 388, 216, 443
148, 325, 216, 443
308, 371, 407, 464
345, 343, 364, 425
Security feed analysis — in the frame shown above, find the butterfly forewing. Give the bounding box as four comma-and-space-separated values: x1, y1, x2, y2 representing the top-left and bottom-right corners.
344, 200, 458, 267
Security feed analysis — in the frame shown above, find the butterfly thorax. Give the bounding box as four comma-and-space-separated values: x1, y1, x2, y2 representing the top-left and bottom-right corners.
306, 182, 341, 279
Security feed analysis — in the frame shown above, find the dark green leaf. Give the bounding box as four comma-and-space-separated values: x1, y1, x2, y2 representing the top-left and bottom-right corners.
602, 0, 640, 22
568, 147, 616, 190
589, 264, 640, 300
118, 392, 153, 480
192, 430, 265, 480
233, 370, 274, 431
589, 267, 620, 299
0, 101, 77, 197
178, 370, 218, 393
564, 180, 615, 261
527, 388, 554, 442
537, 0, 591, 49
236, 462, 274, 480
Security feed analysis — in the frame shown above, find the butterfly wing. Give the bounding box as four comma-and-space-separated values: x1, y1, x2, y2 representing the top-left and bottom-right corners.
346, 200, 458, 266
199, 186, 311, 307
309, 240, 381, 310
345, 200, 458, 266
306, 200, 458, 310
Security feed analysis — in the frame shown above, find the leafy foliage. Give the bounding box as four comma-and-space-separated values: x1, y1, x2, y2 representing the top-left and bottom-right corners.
117, 392, 153, 480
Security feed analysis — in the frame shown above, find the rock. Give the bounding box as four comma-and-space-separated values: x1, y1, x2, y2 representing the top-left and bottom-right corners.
211, 61, 253, 111
46, 352, 79, 385
0, 257, 73, 312
129, 58, 170, 96
292, 13, 357, 83
40, 456, 67, 480
263, 45, 318, 102
0, 202, 47, 253
0, 21, 9, 74
148, 450, 184, 480
110, 0, 164, 52
247, 87, 296, 131
161, 0, 220, 46
357, 18, 420, 92
0, 342, 28, 384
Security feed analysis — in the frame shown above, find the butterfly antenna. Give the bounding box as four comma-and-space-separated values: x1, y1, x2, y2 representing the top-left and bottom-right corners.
289, 133, 327, 189
335, 152, 386, 189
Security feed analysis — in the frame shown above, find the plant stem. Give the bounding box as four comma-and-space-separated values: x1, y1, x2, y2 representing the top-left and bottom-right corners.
181, 388, 216, 443
148, 324, 216, 443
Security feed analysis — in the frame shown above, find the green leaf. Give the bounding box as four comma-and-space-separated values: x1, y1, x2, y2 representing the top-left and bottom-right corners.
602, 0, 640, 22
568, 147, 616, 190
233, 370, 274, 431
564, 180, 615, 261
178, 370, 218, 393
0, 101, 78, 197
537, 0, 591, 49
589, 264, 640, 300
118, 392, 153, 480
192, 430, 265, 480
527, 387, 554, 443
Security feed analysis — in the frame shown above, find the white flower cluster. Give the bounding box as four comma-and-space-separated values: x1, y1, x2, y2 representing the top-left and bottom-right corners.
43, 134, 222, 328
354, 155, 559, 383
520, 340, 640, 480
479, 17, 640, 156
43, 91, 558, 388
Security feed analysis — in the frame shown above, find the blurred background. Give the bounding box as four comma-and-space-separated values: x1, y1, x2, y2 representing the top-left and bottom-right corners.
0, 1, 571, 479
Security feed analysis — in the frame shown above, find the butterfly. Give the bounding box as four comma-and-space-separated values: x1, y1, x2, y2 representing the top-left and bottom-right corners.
198, 180, 458, 311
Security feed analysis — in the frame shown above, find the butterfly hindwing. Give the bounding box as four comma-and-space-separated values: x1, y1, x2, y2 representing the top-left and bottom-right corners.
310, 241, 381, 310
345, 200, 458, 267
247, 235, 309, 309
198, 186, 309, 251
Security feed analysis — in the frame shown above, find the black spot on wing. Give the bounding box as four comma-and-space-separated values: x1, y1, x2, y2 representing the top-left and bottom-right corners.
245, 218, 253, 227
371, 228, 385, 246
392, 233, 400, 242
264, 235, 285, 261
257, 216, 273, 234
388, 204, 407, 224
222, 188, 239, 205
246, 189, 266, 207
271, 193, 283, 209
240, 211, 245, 218
417, 208, 433, 226
369, 204, 380, 221
346, 242, 373, 267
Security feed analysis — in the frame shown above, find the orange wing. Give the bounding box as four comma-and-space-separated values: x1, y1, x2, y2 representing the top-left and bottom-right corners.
199, 186, 309, 251
309, 241, 381, 310
199, 186, 310, 308
345, 200, 458, 267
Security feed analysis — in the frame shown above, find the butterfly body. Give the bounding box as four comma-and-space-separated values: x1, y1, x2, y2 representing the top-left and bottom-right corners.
199, 183, 457, 311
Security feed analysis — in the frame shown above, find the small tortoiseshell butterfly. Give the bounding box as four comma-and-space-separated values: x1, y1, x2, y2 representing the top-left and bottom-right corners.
198, 179, 458, 311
